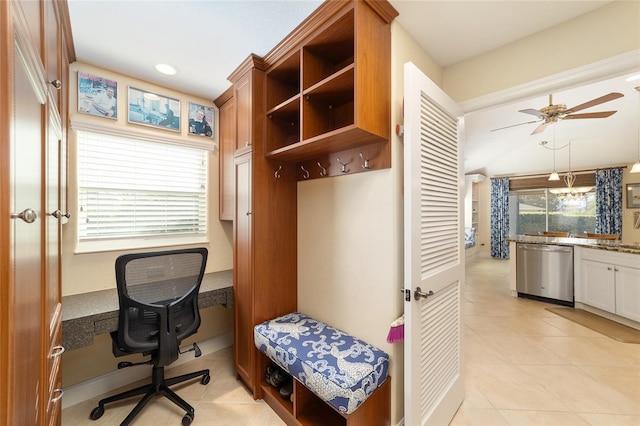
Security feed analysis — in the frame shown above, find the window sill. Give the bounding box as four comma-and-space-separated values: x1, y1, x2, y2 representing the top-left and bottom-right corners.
74, 235, 208, 254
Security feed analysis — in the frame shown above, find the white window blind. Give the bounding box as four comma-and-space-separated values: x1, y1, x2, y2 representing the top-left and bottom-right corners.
77, 131, 207, 244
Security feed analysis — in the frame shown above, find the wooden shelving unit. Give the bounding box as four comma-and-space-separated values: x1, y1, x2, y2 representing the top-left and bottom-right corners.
263, 1, 396, 179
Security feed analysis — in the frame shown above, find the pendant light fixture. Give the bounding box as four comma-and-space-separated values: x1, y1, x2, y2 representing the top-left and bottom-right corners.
548, 125, 560, 180
631, 86, 640, 173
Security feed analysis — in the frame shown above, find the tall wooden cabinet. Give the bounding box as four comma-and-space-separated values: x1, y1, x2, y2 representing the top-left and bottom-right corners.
1, 1, 73, 424
216, 1, 396, 423
224, 56, 298, 395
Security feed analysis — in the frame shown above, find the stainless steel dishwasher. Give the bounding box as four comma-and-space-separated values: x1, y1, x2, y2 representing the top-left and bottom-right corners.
516, 243, 574, 306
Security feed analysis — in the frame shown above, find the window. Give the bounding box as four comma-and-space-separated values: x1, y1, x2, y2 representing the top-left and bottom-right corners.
77, 131, 207, 251
509, 188, 596, 236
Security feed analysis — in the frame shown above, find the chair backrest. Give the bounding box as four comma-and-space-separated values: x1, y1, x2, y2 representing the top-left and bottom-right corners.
115, 248, 208, 367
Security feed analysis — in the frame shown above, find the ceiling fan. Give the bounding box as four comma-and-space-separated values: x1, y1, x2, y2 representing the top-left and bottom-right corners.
492, 92, 624, 135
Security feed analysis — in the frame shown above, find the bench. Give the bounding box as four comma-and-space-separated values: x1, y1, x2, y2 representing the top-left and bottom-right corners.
254, 312, 390, 425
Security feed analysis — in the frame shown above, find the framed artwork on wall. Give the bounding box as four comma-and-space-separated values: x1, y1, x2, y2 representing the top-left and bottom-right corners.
127, 87, 180, 132
78, 71, 118, 119
627, 183, 640, 208
188, 102, 214, 137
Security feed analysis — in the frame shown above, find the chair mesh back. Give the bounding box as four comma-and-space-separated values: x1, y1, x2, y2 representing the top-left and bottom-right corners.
116, 249, 207, 356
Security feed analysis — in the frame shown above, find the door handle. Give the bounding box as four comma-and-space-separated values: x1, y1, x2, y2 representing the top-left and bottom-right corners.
11, 208, 37, 223
414, 287, 434, 301
50, 210, 71, 219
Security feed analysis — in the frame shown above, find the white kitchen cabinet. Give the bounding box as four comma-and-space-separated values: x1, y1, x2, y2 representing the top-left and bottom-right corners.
575, 247, 640, 323
615, 265, 640, 322
580, 259, 617, 313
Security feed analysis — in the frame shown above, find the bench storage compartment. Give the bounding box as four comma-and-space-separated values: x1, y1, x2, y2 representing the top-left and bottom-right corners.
254, 312, 390, 425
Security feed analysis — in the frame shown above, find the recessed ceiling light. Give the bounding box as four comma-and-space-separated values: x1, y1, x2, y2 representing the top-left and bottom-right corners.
155, 63, 178, 76
626, 74, 640, 82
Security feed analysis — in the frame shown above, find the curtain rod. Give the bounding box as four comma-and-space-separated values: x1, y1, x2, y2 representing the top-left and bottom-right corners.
491, 165, 627, 180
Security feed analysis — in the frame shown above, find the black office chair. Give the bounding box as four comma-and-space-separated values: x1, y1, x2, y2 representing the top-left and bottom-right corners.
90, 248, 211, 426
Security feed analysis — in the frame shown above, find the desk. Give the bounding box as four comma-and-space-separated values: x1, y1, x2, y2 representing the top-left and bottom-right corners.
62, 269, 233, 351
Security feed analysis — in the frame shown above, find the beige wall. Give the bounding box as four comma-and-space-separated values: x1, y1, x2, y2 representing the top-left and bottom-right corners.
63, 63, 233, 296
442, 1, 640, 103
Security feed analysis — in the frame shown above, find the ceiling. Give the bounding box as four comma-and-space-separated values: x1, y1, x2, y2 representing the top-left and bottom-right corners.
66, 0, 639, 177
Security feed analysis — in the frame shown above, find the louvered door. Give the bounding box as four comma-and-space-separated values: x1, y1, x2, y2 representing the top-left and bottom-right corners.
403, 62, 465, 425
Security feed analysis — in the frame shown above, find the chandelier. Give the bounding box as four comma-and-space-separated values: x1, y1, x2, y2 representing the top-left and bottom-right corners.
548, 142, 592, 198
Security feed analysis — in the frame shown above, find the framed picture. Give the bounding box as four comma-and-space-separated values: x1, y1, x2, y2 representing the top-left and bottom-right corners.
627, 183, 640, 208
77, 72, 117, 119
187, 102, 214, 137
127, 87, 180, 132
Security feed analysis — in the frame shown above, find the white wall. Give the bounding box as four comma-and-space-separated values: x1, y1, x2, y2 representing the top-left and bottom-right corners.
62, 62, 233, 296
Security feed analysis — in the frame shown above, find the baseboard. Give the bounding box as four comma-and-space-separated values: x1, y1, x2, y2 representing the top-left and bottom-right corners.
61, 332, 234, 409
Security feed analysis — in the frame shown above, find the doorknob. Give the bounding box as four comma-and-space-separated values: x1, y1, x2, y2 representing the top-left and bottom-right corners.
414, 286, 434, 301
11, 208, 37, 223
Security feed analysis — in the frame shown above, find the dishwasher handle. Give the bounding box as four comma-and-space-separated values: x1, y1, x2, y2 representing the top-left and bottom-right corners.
517, 243, 572, 253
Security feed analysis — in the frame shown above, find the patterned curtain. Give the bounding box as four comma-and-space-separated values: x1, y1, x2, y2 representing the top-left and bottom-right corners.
490, 177, 510, 259
595, 168, 623, 234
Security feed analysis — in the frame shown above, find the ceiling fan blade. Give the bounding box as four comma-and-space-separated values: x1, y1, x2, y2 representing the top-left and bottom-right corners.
490, 119, 541, 132
518, 108, 547, 119
563, 111, 617, 120
531, 122, 551, 135
563, 92, 624, 114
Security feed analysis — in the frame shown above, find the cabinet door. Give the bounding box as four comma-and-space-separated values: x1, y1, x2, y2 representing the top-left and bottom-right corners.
233, 153, 253, 389
615, 265, 640, 322
235, 72, 252, 152
581, 260, 616, 313
219, 97, 236, 220
6, 9, 45, 424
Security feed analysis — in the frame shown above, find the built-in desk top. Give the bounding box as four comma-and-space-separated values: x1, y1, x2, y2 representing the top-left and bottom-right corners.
62, 269, 233, 351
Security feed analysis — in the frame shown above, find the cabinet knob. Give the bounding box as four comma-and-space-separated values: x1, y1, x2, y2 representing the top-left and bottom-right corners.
607, 266, 612, 271
49, 79, 62, 89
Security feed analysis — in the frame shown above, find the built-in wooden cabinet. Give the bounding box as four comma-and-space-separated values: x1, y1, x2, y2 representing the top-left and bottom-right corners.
222, 58, 298, 395
263, 0, 397, 180
1, 1, 72, 424
216, 1, 396, 423
215, 87, 235, 221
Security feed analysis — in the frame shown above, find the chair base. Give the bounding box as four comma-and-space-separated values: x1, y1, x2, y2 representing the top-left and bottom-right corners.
90, 365, 210, 426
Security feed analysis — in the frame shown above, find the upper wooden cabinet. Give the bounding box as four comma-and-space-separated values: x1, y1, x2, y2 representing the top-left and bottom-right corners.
263, 0, 397, 166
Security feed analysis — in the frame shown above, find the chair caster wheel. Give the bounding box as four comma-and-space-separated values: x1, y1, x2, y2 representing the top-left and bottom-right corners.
182, 413, 194, 426
90, 405, 104, 420
201, 374, 210, 385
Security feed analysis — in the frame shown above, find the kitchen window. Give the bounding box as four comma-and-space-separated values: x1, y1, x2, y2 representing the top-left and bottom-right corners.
509, 188, 596, 236
76, 130, 208, 252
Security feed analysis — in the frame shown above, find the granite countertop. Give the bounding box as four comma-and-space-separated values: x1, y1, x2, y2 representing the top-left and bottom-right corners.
62, 269, 233, 350
507, 235, 640, 255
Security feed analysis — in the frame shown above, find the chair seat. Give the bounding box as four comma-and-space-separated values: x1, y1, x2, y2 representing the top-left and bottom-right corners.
254, 312, 389, 415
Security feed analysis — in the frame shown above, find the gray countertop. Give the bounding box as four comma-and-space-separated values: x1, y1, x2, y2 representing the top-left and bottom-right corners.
507, 235, 640, 255
62, 269, 233, 351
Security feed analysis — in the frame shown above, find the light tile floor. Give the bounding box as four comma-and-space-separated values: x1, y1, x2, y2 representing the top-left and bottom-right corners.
62, 255, 640, 425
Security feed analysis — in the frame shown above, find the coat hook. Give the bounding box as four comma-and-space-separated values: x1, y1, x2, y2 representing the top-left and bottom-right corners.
274, 165, 282, 179
359, 152, 371, 170
300, 165, 310, 179
317, 162, 327, 177
336, 157, 351, 173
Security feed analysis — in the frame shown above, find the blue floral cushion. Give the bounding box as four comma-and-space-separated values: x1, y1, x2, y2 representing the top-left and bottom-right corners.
254, 312, 389, 415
